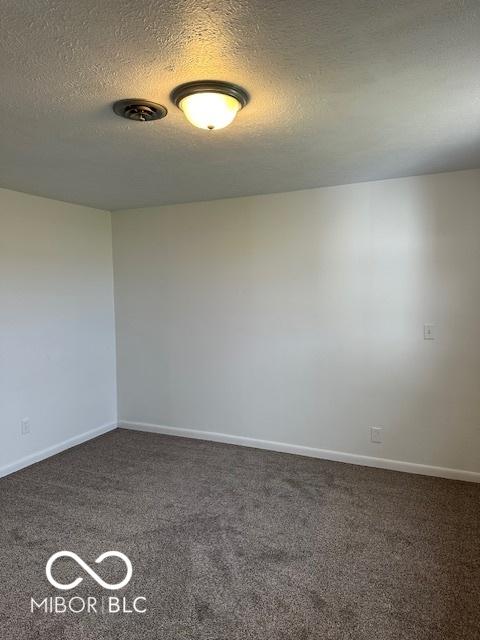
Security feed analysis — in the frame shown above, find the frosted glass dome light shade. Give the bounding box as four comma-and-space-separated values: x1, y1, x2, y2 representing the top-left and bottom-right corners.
172, 81, 249, 131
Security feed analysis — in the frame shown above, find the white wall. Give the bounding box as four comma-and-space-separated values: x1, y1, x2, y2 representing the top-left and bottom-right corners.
0, 188, 117, 475
113, 169, 480, 476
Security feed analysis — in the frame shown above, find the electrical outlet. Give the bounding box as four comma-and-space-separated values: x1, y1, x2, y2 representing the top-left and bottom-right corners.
424, 323, 435, 340
21, 418, 30, 435
370, 426, 383, 444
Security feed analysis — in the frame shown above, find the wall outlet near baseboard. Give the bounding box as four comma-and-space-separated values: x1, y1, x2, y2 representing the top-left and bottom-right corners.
370, 426, 383, 444
21, 418, 30, 435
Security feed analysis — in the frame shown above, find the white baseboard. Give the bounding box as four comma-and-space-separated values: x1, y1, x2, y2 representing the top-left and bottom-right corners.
119, 421, 480, 483
0, 422, 117, 479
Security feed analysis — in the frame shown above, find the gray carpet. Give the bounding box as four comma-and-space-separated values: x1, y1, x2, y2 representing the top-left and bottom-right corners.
0, 429, 479, 639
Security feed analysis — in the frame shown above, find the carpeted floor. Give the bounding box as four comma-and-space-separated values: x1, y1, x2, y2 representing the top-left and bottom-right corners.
0, 429, 479, 639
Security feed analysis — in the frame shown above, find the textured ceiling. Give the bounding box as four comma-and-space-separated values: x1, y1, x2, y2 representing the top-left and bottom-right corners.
1, 0, 479, 210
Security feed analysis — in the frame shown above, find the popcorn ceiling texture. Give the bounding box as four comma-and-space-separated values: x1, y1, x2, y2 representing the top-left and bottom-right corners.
0, 429, 479, 639
0, 0, 479, 209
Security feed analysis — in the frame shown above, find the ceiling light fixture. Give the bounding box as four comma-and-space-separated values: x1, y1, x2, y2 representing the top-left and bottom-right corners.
171, 81, 249, 131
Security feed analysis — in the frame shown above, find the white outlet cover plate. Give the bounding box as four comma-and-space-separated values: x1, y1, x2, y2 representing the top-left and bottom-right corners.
370, 427, 383, 444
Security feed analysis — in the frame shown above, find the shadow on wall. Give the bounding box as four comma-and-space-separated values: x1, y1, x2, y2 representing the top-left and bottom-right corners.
368, 172, 480, 473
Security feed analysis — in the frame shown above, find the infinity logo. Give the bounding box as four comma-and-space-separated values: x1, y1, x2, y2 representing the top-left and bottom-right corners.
46, 551, 133, 591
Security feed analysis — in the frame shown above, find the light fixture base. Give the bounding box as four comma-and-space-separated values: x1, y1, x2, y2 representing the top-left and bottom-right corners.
171, 81, 249, 109
113, 99, 167, 122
